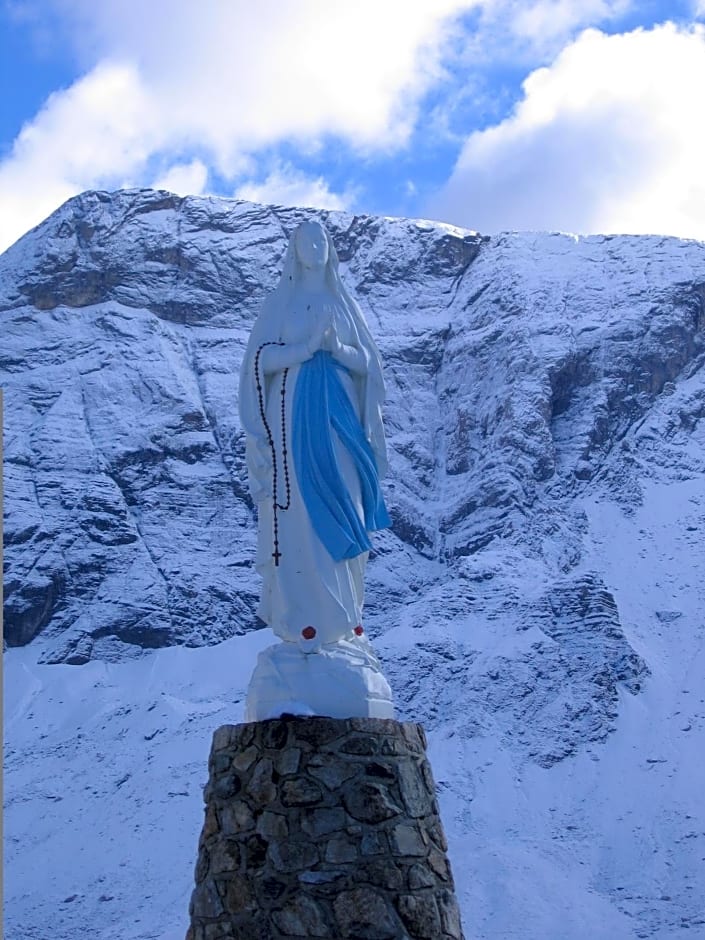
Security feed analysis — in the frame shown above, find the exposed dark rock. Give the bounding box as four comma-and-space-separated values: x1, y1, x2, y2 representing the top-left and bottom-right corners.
2, 189, 703, 774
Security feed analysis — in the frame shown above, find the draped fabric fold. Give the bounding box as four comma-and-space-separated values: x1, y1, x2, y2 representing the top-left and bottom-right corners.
292, 351, 391, 562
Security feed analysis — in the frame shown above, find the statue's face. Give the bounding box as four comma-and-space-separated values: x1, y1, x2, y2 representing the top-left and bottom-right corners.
295, 222, 329, 270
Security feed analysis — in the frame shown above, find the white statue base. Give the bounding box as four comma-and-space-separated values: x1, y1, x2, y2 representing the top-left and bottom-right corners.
245, 635, 395, 721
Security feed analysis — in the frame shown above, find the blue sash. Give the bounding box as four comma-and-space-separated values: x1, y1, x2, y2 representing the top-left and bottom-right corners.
292, 351, 390, 561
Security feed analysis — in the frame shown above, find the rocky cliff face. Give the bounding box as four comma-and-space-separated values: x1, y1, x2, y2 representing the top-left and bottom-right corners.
3, 190, 704, 753
4, 190, 705, 940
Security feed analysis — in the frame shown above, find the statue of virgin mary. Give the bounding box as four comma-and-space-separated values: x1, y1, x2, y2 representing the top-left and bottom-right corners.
238, 219, 395, 719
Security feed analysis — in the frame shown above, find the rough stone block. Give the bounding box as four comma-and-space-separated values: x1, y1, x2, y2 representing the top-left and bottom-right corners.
362, 859, 404, 891
408, 862, 436, 890
202, 803, 218, 838
379, 736, 406, 756
195, 848, 209, 884
343, 780, 402, 823
243, 834, 268, 869
268, 840, 319, 873
390, 823, 427, 856
232, 745, 258, 772
276, 746, 301, 776
255, 875, 288, 904
272, 895, 330, 936
340, 734, 378, 755
428, 847, 451, 881
333, 887, 398, 939
420, 759, 436, 794
230, 723, 254, 749
399, 758, 434, 817
438, 888, 463, 936
187, 717, 464, 939
301, 806, 348, 838
255, 810, 288, 840
397, 892, 443, 938
219, 800, 254, 835
288, 716, 343, 747
208, 839, 241, 874
281, 776, 323, 806
211, 751, 232, 774
308, 758, 360, 790
428, 817, 449, 852
246, 758, 276, 804
221, 873, 255, 915
211, 772, 241, 800
191, 880, 224, 919
401, 723, 425, 753
203, 924, 233, 940
212, 725, 233, 752
364, 760, 397, 782
360, 829, 387, 856
325, 835, 358, 864
260, 720, 288, 750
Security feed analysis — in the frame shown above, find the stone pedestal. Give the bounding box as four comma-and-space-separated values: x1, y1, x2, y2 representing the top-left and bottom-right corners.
186, 717, 465, 940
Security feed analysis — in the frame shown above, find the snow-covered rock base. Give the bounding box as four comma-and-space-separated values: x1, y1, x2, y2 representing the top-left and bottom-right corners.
3, 190, 705, 938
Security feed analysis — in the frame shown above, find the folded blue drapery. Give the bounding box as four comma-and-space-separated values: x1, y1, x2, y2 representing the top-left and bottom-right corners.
292, 351, 390, 561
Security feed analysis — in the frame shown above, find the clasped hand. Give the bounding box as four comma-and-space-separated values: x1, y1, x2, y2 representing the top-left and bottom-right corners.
307, 320, 341, 358
258, 321, 345, 375
306, 318, 367, 374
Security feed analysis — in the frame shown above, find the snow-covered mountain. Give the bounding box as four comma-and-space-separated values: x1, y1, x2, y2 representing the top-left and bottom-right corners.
3, 189, 705, 939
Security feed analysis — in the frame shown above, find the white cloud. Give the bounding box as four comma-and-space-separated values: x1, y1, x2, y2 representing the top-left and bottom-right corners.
429, 23, 705, 240
57, 0, 473, 157
404, 0, 636, 148
152, 159, 209, 197
1, 0, 682, 253
510, 0, 632, 45
0, 61, 156, 251
0, 0, 475, 251
441, 0, 633, 69
235, 163, 352, 212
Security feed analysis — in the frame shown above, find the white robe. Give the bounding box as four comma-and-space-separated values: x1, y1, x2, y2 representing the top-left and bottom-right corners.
255, 357, 367, 644
240, 294, 385, 647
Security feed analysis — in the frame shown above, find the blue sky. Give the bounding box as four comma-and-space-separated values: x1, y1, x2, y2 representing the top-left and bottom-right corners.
1, 0, 704, 252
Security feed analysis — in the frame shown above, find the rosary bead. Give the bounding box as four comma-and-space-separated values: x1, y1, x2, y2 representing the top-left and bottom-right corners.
254, 342, 291, 567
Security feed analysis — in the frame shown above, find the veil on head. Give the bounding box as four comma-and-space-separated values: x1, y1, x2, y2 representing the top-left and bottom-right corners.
238, 219, 388, 500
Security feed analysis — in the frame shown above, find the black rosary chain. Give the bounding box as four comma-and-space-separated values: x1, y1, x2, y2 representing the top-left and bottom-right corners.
254, 343, 291, 567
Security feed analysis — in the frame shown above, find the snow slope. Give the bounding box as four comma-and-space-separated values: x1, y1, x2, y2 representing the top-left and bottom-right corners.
5, 476, 704, 938
3, 190, 705, 938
